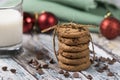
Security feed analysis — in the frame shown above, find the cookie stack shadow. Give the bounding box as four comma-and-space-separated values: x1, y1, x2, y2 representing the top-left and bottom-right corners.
56, 23, 92, 72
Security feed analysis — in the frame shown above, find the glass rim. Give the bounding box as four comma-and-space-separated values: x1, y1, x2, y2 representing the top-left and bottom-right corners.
0, 0, 23, 9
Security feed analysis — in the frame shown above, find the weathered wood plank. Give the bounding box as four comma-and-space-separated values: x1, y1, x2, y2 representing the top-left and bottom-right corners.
91, 33, 120, 62
19, 34, 120, 80
0, 58, 36, 80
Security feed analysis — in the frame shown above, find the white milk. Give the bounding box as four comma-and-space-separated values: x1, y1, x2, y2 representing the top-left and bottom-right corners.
0, 9, 22, 47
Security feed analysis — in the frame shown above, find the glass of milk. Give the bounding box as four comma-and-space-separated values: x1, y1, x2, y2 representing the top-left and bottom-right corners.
0, 0, 23, 56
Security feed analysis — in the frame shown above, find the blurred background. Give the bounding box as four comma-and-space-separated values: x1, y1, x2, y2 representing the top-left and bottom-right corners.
23, 0, 120, 33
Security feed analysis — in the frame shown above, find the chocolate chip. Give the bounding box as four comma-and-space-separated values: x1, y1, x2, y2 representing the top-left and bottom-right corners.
108, 60, 114, 65
49, 59, 55, 64
58, 69, 64, 74
73, 72, 79, 78
36, 64, 41, 70
32, 59, 39, 66
94, 56, 99, 61
37, 69, 44, 75
102, 64, 108, 70
106, 57, 111, 61
28, 59, 33, 64
107, 72, 114, 76
97, 68, 104, 73
90, 59, 94, 64
2, 66, 7, 71
86, 75, 93, 80
112, 58, 116, 62
64, 71, 70, 78
94, 63, 100, 67
42, 63, 49, 68
99, 57, 106, 62
10, 69, 16, 73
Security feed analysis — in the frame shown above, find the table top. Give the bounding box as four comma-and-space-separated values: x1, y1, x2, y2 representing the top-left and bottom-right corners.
0, 33, 120, 80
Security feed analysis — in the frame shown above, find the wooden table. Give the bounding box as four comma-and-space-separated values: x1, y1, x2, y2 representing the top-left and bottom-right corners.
0, 33, 120, 80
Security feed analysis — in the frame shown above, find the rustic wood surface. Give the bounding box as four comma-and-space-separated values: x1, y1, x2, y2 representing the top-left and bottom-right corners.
0, 33, 120, 80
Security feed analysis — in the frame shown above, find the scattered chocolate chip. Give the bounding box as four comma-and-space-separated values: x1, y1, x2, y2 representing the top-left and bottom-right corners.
37, 69, 44, 75
10, 69, 16, 73
73, 72, 79, 78
90, 59, 94, 64
99, 57, 106, 62
86, 75, 93, 80
94, 63, 100, 67
102, 64, 108, 70
107, 72, 114, 76
112, 58, 116, 62
64, 71, 70, 78
94, 56, 98, 61
28, 59, 39, 66
42, 63, 49, 68
2, 66, 7, 71
108, 60, 114, 65
49, 59, 55, 64
32, 59, 39, 66
97, 68, 104, 73
58, 69, 64, 74
36, 64, 41, 70
28, 59, 33, 64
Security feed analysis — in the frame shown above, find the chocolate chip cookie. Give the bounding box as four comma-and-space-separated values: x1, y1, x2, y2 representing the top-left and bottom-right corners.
59, 41, 89, 52
58, 60, 91, 72
58, 53, 90, 65
58, 48, 89, 59
56, 23, 90, 38
58, 35, 90, 46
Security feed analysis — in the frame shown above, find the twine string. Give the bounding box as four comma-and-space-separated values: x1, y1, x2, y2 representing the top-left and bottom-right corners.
53, 26, 59, 62
90, 35, 95, 62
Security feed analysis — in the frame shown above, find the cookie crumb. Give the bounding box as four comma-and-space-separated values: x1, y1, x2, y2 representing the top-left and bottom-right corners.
73, 72, 79, 78
2, 66, 7, 71
10, 69, 16, 73
58, 69, 64, 74
64, 71, 70, 78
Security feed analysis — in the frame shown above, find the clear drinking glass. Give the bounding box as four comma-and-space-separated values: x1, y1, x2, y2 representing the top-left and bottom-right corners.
0, 0, 23, 56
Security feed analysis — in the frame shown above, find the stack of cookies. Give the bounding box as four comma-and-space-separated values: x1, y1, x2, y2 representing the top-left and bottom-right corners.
56, 23, 92, 72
